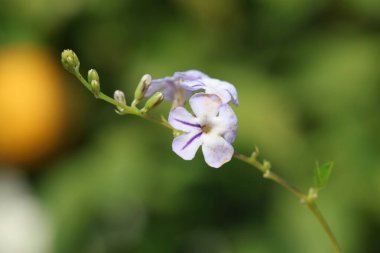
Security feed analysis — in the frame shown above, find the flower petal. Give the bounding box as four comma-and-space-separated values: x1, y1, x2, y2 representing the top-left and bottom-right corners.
172, 132, 203, 160
217, 81, 239, 106
200, 78, 238, 105
189, 93, 222, 119
215, 104, 238, 143
180, 80, 206, 91
144, 77, 170, 97
173, 70, 208, 81
204, 86, 232, 105
145, 77, 183, 101
201, 135, 234, 168
169, 107, 201, 132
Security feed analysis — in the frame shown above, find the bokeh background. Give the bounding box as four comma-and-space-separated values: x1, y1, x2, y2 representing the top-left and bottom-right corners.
1, 0, 380, 252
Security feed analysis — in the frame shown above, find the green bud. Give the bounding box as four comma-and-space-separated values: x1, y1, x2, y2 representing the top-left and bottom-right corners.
114, 90, 126, 112
249, 147, 259, 163
88, 69, 100, 97
91, 80, 100, 98
262, 160, 271, 178
141, 92, 164, 113
61, 49, 80, 73
133, 74, 152, 105
263, 160, 271, 171
88, 69, 99, 83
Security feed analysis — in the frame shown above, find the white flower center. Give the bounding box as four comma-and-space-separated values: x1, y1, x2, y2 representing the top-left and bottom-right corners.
200, 116, 224, 136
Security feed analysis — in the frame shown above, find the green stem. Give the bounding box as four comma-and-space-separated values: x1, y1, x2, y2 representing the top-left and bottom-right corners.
233, 152, 341, 253
72, 69, 341, 253
233, 152, 304, 199
74, 71, 92, 91
307, 203, 341, 253
74, 71, 172, 129
140, 114, 172, 129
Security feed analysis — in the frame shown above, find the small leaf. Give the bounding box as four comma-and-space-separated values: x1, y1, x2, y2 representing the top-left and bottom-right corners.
314, 161, 333, 190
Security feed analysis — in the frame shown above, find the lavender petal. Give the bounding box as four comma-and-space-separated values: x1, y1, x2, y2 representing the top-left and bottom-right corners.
169, 107, 201, 132
182, 132, 202, 150
174, 119, 201, 129
172, 132, 202, 160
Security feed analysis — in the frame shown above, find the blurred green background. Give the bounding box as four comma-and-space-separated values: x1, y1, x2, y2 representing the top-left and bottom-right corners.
1, 0, 380, 252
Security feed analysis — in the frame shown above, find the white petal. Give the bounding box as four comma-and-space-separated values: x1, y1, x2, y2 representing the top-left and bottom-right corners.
215, 104, 238, 143
189, 93, 222, 119
201, 135, 234, 168
217, 81, 239, 106
172, 132, 203, 160
204, 86, 232, 105
199, 78, 238, 105
169, 107, 201, 132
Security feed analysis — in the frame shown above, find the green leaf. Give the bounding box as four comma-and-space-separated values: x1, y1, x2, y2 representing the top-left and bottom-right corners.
314, 161, 333, 190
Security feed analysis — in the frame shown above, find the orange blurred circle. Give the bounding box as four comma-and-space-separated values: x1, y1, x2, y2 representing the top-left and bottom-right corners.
0, 45, 68, 167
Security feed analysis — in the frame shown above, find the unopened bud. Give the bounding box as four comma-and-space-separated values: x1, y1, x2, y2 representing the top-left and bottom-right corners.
61, 49, 80, 73
114, 90, 126, 112
141, 92, 164, 113
88, 69, 99, 83
91, 80, 100, 98
133, 74, 152, 105
263, 160, 271, 171
88, 69, 100, 97
249, 148, 259, 162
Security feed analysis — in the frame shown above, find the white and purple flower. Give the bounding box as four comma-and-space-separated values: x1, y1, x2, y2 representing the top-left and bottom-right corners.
145, 70, 238, 106
144, 70, 207, 103
181, 78, 238, 106
168, 93, 238, 168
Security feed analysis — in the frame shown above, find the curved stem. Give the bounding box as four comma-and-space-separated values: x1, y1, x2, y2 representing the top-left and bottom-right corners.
233, 152, 341, 253
233, 152, 304, 199
74, 71, 173, 129
71, 69, 341, 253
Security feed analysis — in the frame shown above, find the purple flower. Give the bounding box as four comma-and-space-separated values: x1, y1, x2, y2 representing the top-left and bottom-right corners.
181, 78, 239, 106
145, 70, 207, 102
168, 93, 238, 168
145, 70, 238, 106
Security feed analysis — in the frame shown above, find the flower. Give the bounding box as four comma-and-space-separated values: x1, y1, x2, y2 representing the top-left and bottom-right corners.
182, 77, 239, 106
145, 70, 207, 102
168, 93, 238, 168
145, 70, 238, 106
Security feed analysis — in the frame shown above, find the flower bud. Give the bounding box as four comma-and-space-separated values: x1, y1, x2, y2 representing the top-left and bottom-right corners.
91, 80, 100, 98
61, 49, 80, 73
133, 74, 152, 105
263, 160, 271, 171
114, 90, 126, 112
88, 69, 100, 97
88, 69, 99, 83
141, 92, 164, 113
262, 160, 271, 178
